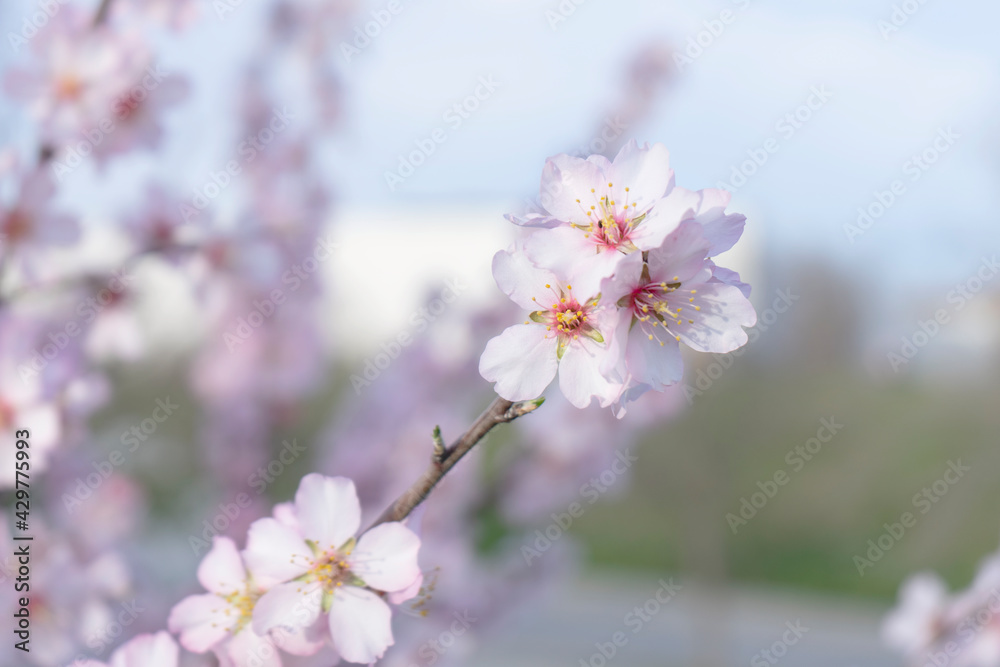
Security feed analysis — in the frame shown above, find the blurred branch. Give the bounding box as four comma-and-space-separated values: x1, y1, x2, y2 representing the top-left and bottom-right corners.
368, 395, 543, 529
93, 0, 115, 26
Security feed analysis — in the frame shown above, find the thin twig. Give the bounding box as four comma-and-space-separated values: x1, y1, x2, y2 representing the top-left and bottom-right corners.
368, 395, 543, 529
93, 0, 115, 26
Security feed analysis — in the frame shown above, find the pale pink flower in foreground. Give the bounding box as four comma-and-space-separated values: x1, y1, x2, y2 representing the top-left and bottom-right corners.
479, 248, 621, 408
513, 140, 699, 284
604, 218, 756, 404
169, 536, 322, 667
71, 631, 177, 667
244, 474, 421, 664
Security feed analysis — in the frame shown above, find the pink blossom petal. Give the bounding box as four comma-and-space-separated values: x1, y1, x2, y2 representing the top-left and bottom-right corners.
479, 324, 557, 401
491, 247, 560, 311
244, 518, 312, 585
557, 339, 619, 409
167, 594, 233, 653
252, 580, 323, 635
109, 631, 179, 667
671, 282, 756, 353
294, 474, 361, 551
607, 140, 673, 209
539, 154, 605, 225
328, 587, 394, 664
647, 221, 712, 285
625, 321, 684, 389
217, 625, 282, 667
696, 188, 746, 255
351, 523, 421, 593
197, 536, 247, 595
629, 186, 700, 251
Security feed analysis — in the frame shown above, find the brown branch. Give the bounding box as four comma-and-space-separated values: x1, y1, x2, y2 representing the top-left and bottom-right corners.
368, 395, 543, 529
93, 0, 115, 26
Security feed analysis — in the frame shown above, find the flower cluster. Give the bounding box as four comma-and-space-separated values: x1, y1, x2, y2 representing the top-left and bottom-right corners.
168, 474, 422, 665
480, 141, 757, 414
884, 548, 1000, 666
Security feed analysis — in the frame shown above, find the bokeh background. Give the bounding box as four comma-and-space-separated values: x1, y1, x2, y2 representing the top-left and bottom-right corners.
1, 0, 998, 665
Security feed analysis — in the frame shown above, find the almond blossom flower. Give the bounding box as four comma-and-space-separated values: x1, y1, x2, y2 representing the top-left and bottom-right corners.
0, 165, 79, 277
604, 217, 756, 405
169, 536, 323, 667
479, 247, 621, 408
71, 631, 178, 667
513, 140, 699, 282
244, 474, 421, 664
4, 8, 148, 148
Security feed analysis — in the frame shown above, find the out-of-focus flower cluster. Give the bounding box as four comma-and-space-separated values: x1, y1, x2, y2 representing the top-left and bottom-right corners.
885, 547, 1000, 667
481, 141, 757, 414
0, 0, 694, 665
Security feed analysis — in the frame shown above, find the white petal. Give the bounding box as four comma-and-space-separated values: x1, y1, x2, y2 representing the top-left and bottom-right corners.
252, 581, 323, 635
646, 220, 712, 284
492, 246, 560, 311
198, 536, 247, 595
243, 518, 312, 586
539, 154, 606, 224
672, 282, 756, 353
168, 594, 233, 653
479, 324, 557, 401
109, 632, 179, 667
557, 339, 620, 409
351, 523, 421, 593
520, 226, 598, 278
630, 186, 700, 251
294, 474, 360, 552
625, 321, 684, 390
608, 140, 673, 208
696, 188, 746, 256
328, 587, 395, 664
219, 625, 283, 667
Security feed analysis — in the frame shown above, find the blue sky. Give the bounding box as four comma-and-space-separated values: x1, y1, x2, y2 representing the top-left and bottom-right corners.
2, 0, 998, 316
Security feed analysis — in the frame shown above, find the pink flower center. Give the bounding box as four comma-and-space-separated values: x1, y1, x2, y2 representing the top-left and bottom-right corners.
529, 284, 603, 346
211, 584, 259, 635
623, 276, 702, 346
2, 210, 33, 243
572, 183, 645, 253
